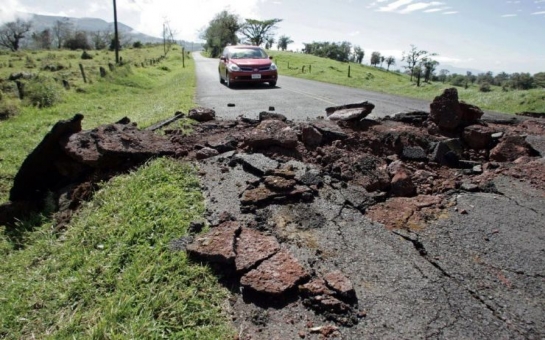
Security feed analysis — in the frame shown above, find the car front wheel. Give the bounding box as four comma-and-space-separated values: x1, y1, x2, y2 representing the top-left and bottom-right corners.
219, 71, 225, 84
225, 72, 232, 88
269, 81, 277, 87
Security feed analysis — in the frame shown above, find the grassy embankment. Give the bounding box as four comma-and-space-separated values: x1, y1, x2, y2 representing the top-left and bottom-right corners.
268, 50, 545, 114
0, 46, 233, 339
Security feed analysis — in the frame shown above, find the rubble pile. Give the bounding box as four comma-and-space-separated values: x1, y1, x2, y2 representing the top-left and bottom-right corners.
2, 87, 545, 336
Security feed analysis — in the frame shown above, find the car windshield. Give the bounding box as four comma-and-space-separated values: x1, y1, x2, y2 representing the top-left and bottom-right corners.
229, 48, 268, 59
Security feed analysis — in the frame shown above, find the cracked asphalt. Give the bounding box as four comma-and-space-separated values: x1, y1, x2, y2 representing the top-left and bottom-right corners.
199, 152, 544, 339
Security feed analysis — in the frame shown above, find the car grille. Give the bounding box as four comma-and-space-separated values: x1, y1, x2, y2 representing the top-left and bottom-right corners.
239, 65, 271, 72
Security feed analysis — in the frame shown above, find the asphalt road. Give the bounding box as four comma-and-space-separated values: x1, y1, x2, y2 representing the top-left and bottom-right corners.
194, 52, 432, 121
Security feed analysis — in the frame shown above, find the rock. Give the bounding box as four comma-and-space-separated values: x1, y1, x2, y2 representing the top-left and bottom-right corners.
63, 123, 176, 168
8, 72, 34, 81
459, 101, 484, 125
460, 182, 479, 192
240, 249, 309, 295
491, 132, 504, 139
390, 111, 429, 125
234, 153, 279, 175
264, 176, 297, 191
259, 111, 287, 122
323, 270, 356, 301
206, 136, 238, 153
401, 146, 428, 162
10, 114, 84, 201
525, 135, 545, 157
188, 107, 216, 122
326, 102, 375, 121
265, 168, 296, 179
244, 120, 298, 149
235, 227, 280, 272
300, 170, 323, 187
196, 147, 219, 160
301, 125, 323, 147
390, 169, 416, 197
186, 221, 241, 264
429, 88, 462, 130
490, 136, 532, 162
431, 139, 463, 167
310, 121, 348, 141
300, 278, 334, 296
241, 185, 312, 206
462, 125, 493, 149
387, 160, 406, 176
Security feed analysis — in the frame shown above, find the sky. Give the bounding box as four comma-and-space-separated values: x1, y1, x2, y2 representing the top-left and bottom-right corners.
2, 0, 545, 74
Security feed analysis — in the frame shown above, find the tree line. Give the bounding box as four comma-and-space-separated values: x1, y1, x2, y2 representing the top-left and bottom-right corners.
0, 17, 147, 52
201, 11, 294, 58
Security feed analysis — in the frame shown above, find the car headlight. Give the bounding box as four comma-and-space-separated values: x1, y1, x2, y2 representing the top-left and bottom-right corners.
228, 63, 240, 71
270, 63, 277, 71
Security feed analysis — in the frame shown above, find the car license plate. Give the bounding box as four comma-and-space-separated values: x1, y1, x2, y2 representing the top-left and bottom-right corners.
251, 74, 261, 79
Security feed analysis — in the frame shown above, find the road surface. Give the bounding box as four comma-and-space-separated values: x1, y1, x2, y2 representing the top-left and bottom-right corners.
194, 52, 431, 120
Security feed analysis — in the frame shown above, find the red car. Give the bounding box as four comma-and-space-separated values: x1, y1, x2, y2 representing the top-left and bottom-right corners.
218, 45, 278, 88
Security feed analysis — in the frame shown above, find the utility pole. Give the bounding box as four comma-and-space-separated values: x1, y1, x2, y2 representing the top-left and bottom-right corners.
113, 0, 120, 64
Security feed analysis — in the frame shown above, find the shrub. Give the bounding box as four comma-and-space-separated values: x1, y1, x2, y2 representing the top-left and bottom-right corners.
479, 82, 491, 92
81, 50, 93, 60
25, 55, 37, 68
25, 75, 64, 108
0, 97, 22, 120
133, 41, 143, 48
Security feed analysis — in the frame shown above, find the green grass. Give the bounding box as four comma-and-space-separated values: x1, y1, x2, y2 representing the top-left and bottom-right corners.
268, 50, 545, 114
0, 47, 195, 203
0, 158, 233, 339
0, 46, 234, 338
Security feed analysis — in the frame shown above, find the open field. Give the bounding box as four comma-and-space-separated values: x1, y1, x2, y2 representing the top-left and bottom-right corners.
0, 46, 233, 339
267, 50, 545, 114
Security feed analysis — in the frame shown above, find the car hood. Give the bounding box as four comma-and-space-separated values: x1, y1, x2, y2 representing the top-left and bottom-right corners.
230, 58, 272, 67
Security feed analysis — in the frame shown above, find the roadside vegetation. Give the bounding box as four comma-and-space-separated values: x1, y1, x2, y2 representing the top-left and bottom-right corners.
267, 50, 545, 114
0, 45, 233, 338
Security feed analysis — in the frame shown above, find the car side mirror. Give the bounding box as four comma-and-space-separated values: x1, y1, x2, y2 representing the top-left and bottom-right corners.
269, 56, 273, 60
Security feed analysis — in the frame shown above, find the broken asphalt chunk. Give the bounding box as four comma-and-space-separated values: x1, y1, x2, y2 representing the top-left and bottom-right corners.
186, 221, 241, 264
235, 227, 281, 273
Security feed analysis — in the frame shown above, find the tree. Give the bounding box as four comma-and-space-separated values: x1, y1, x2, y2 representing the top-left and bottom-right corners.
380, 56, 385, 68
31, 29, 52, 49
510, 73, 534, 90
265, 36, 275, 49
534, 72, 545, 88
201, 10, 241, 58
385, 56, 395, 71
277, 35, 293, 51
90, 30, 111, 50
303, 41, 351, 62
0, 18, 32, 51
353, 46, 364, 64
240, 18, 282, 46
52, 18, 72, 49
422, 58, 439, 83
438, 69, 450, 83
402, 44, 436, 81
64, 31, 91, 50
370, 51, 381, 67
162, 19, 177, 56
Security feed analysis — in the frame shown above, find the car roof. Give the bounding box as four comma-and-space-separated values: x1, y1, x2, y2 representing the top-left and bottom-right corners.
227, 45, 262, 49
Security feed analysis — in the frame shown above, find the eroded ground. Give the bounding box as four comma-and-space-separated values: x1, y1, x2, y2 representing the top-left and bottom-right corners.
2, 90, 544, 339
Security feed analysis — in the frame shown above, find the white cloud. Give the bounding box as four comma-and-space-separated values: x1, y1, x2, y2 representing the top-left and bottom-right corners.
501, 14, 517, 17
398, 2, 444, 14
348, 30, 360, 36
377, 0, 414, 12
442, 11, 458, 14
531, 10, 545, 14
112, 0, 262, 41
0, 0, 29, 24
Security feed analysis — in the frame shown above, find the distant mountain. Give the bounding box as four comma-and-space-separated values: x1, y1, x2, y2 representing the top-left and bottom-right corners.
26, 13, 203, 51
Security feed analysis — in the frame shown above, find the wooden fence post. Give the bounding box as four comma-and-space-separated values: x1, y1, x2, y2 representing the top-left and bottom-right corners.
182, 47, 185, 68
309, 65, 312, 73
348, 65, 351, 78
79, 63, 87, 83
